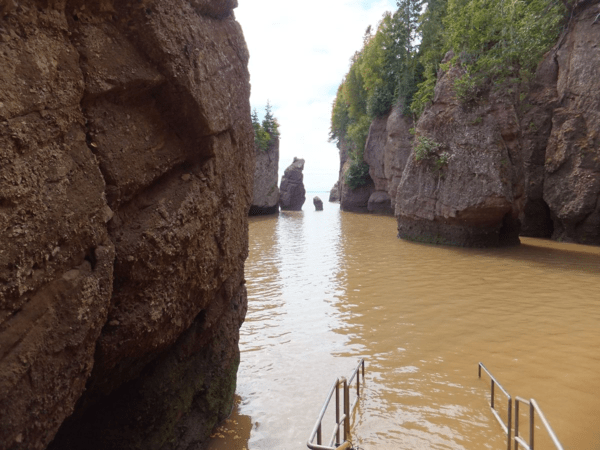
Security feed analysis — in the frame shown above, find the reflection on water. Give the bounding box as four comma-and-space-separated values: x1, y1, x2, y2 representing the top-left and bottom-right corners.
207, 201, 600, 450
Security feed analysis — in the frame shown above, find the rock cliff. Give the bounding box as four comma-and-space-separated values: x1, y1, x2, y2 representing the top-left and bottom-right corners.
279, 157, 306, 211
520, 0, 600, 245
395, 57, 524, 247
338, 0, 600, 246
0, 1, 253, 449
249, 136, 279, 215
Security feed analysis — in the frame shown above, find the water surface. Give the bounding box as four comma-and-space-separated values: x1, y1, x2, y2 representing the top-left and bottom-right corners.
208, 201, 600, 449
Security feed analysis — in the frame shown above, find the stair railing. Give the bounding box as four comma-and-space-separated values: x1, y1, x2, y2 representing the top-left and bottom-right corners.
478, 362, 564, 450
514, 397, 564, 450
307, 359, 365, 450
478, 362, 513, 450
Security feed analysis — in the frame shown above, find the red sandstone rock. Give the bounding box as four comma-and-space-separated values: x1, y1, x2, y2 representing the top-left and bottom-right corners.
279, 157, 306, 211
0, 1, 253, 449
250, 136, 280, 215
394, 59, 524, 247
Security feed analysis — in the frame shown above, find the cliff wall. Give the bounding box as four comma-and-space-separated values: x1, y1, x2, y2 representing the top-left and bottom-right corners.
395, 56, 524, 247
0, 1, 254, 449
521, 0, 600, 244
339, 0, 600, 246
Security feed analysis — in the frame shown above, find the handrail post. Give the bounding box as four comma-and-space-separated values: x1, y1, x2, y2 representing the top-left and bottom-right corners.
507, 397, 512, 450
491, 379, 495, 408
317, 423, 322, 445
515, 399, 520, 450
530, 401, 535, 450
335, 379, 340, 445
343, 377, 350, 442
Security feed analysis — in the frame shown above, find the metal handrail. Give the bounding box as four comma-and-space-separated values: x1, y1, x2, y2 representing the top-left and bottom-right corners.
307, 359, 366, 450
478, 362, 512, 450
515, 396, 564, 450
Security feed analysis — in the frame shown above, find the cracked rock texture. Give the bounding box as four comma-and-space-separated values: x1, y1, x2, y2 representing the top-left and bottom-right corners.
279, 157, 306, 211
0, 1, 253, 449
249, 136, 279, 215
521, 0, 600, 244
395, 58, 524, 247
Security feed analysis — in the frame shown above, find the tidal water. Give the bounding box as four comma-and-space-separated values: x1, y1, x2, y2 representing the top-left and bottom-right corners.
207, 199, 600, 450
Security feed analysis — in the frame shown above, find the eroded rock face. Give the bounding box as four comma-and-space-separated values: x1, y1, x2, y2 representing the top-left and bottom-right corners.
329, 181, 340, 202
0, 1, 253, 449
395, 60, 524, 247
541, 1, 600, 244
250, 137, 279, 215
362, 106, 413, 216
364, 114, 389, 192
518, 49, 559, 238
279, 157, 306, 211
340, 160, 374, 213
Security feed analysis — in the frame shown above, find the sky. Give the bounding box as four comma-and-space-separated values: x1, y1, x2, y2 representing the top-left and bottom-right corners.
235, 0, 398, 193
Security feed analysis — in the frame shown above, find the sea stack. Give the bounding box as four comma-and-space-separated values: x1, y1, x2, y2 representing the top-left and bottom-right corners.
313, 196, 324, 211
250, 135, 280, 215
279, 157, 306, 211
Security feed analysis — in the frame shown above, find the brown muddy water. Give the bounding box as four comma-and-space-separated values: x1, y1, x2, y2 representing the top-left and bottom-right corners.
207, 200, 600, 450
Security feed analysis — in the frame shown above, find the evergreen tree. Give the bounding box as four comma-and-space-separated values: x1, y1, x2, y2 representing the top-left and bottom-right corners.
251, 103, 279, 152
262, 100, 279, 137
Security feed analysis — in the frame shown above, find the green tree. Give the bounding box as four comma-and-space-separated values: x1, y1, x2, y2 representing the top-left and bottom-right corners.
262, 100, 279, 138
411, 0, 449, 116
251, 104, 279, 152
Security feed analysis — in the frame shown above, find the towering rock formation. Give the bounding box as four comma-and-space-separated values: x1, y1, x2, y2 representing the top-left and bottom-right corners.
337, 137, 374, 213
520, 0, 600, 245
395, 55, 524, 247
363, 106, 414, 215
279, 157, 306, 211
0, 1, 254, 449
249, 136, 280, 215
336, 0, 600, 246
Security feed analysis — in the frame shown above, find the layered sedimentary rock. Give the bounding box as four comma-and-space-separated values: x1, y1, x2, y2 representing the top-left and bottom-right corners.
395, 56, 524, 247
249, 136, 279, 215
0, 1, 253, 449
362, 107, 414, 215
279, 157, 306, 211
521, 0, 600, 244
337, 1, 600, 247
363, 114, 391, 214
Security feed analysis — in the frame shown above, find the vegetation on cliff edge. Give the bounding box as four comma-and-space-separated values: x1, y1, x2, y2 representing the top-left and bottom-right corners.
252, 100, 280, 152
330, 0, 566, 186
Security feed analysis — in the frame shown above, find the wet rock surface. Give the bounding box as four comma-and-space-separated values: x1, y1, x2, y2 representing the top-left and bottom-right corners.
279, 157, 306, 211
0, 1, 253, 449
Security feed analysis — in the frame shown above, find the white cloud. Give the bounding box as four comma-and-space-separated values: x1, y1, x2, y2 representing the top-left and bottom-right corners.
235, 0, 397, 192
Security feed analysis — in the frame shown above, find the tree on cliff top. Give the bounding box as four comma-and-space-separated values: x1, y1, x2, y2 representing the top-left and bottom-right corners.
262, 100, 280, 138
252, 103, 279, 152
